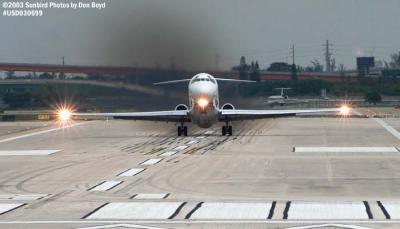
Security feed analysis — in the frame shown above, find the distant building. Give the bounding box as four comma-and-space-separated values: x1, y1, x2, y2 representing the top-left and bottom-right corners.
356, 57, 374, 78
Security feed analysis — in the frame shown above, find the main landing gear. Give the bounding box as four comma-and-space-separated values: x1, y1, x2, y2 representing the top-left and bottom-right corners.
222, 120, 232, 136
178, 122, 188, 136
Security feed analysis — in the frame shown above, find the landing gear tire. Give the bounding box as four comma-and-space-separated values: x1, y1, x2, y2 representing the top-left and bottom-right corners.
178, 126, 182, 136
222, 126, 226, 136
228, 125, 232, 136
178, 126, 188, 136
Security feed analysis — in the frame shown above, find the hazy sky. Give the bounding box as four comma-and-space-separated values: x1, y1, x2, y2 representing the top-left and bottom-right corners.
0, 0, 399, 70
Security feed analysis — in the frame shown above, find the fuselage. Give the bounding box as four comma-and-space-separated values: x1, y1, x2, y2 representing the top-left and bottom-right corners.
188, 73, 220, 128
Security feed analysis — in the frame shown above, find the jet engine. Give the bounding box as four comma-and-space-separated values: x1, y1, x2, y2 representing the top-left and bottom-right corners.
174, 104, 189, 111
221, 103, 235, 110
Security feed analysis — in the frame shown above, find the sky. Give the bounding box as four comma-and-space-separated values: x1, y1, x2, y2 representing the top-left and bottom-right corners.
0, 0, 399, 70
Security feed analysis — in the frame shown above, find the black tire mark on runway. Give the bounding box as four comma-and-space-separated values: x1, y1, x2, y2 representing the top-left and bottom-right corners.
82, 202, 109, 219
185, 202, 203, 219
363, 201, 373, 219
15, 163, 79, 193
283, 201, 291, 219
377, 201, 391, 219
267, 201, 276, 219
168, 202, 187, 219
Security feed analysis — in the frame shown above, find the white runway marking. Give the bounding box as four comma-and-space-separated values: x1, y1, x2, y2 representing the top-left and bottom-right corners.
373, 118, 400, 140
288, 201, 369, 220
86, 202, 184, 219
140, 158, 162, 165
0, 203, 24, 215
186, 140, 197, 145
2, 220, 400, 224
204, 131, 214, 134
189, 202, 272, 219
196, 136, 206, 139
0, 150, 60, 156
117, 168, 145, 177
0, 194, 47, 201
131, 193, 169, 199
283, 224, 376, 229
294, 147, 399, 153
77, 224, 167, 229
159, 151, 177, 157
89, 181, 123, 192
380, 201, 400, 219
0, 122, 86, 143
174, 145, 188, 151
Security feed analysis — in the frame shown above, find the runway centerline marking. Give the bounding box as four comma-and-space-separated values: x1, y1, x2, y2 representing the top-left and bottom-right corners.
0, 122, 87, 143
140, 158, 162, 165
159, 151, 177, 157
131, 193, 169, 199
0, 150, 60, 156
89, 181, 123, 192
373, 118, 400, 140
117, 168, 145, 177
174, 145, 188, 151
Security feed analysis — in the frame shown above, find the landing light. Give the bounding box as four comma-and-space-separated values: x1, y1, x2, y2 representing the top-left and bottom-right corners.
58, 109, 72, 122
339, 105, 350, 116
197, 98, 209, 108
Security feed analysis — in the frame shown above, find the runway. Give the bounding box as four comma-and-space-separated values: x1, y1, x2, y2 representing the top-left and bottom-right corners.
1, 113, 400, 228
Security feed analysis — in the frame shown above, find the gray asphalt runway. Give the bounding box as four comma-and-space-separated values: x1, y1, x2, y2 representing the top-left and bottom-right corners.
0, 112, 400, 228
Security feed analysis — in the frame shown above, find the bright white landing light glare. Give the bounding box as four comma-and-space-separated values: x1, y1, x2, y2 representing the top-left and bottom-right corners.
197, 98, 209, 108
58, 109, 72, 121
339, 105, 350, 116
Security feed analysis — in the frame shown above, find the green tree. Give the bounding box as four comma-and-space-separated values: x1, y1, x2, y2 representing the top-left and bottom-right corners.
364, 91, 382, 105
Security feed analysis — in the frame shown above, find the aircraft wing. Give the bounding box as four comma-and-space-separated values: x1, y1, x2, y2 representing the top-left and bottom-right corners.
71, 110, 190, 122
219, 108, 341, 121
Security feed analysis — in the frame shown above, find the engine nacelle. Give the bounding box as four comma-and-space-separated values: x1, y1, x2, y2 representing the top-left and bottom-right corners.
221, 103, 235, 110
174, 104, 189, 111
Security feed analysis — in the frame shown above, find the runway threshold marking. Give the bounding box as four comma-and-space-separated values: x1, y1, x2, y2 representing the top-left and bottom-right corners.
373, 118, 400, 140
0, 150, 61, 156
0, 122, 87, 143
88, 181, 123, 192
131, 193, 169, 199
85, 202, 185, 219
0, 203, 25, 215
187, 202, 273, 219
140, 158, 162, 165
294, 147, 399, 153
117, 168, 145, 177
378, 201, 400, 219
286, 201, 370, 220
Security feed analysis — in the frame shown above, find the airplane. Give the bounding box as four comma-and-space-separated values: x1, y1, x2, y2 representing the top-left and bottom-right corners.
266, 88, 331, 107
267, 88, 292, 106
57, 73, 350, 136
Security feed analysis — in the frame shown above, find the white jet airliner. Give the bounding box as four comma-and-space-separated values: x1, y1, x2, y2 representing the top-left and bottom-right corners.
58, 73, 350, 136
